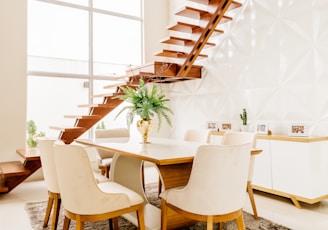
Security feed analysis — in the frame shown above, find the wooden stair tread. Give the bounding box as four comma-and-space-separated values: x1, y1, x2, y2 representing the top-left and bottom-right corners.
189, 0, 242, 6
0, 161, 28, 177
175, 6, 210, 20
49, 126, 86, 132
77, 104, 118, 108
92, 93, 114, 98
155, 49, 208, 58
160, 36, 215, 47
0, 186, 9, 192
228, 1, 243, 11
64, 115, 102, 119
103, 82, 127, 89
16, 149, 40, 161
168, 21, 227, 34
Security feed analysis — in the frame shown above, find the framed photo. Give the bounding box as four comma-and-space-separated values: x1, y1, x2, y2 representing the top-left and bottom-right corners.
206, 121, 218, 130
288, 123, 308, 137
255, 122, 269, 135
221, 122, 232, 131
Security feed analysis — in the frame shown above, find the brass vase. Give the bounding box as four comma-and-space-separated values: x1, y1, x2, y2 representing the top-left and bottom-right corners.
137, 119, 153, 143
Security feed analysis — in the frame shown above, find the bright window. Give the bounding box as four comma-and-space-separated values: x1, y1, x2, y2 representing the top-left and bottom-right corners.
27, 0, 143, 137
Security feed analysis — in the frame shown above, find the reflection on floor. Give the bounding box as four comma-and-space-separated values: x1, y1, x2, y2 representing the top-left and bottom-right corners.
1, 165, 328, 230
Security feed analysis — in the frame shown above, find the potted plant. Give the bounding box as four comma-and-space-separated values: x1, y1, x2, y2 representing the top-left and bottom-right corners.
240, 108, 248, 132
26, 120, 45, 154
114, 79, 173, 143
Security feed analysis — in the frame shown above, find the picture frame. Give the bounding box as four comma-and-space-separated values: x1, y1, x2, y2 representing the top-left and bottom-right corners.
206, 121, 218, 130
220, 122, 232, 131
288, 123, 308, 137
255, 122, 269, 135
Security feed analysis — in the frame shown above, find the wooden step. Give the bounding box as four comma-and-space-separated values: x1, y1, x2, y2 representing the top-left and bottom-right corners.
175, 6, 211, 20
0, 186, 8, 193
167, 21, 224, 34
49, 126, 86, 132
102, 82, 127, 89
188, 0, 242, 10
227, 1, 243, 11
155, 49, 208, 59
77, 104, 118, 108
160, 36, 215, 48
0, 161, 29, 177
64, 115, 102, 119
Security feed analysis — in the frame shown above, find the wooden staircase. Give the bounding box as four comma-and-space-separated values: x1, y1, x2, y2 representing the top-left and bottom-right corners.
0, 0, 243, 193
0, 149, 41, 193
53, 0, 243, 144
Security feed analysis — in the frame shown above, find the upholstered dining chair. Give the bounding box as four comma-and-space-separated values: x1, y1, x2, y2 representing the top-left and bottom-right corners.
53, 141, 145, 230
95, 128, 130, 178
157, 129, 211, 196
38, 138, 61, 230
160, 143, 252, 230
183, 129, 211, 143
39, 138, 109, 230
221, 130, 258, 219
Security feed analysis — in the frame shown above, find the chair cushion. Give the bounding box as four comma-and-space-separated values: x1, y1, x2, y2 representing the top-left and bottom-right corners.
100, 158, 113, 167
93, 172, 110, 183
98, 182, 144, 206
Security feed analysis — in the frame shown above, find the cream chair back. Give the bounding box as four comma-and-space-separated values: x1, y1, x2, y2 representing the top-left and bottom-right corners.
39, 138, 59, 193
95, 128, 130, 158
221, 130, 259, 219
221, 131, 257, 180
160, 143, 252, 216
183, 129, 211, 143
53, 142, 131, 214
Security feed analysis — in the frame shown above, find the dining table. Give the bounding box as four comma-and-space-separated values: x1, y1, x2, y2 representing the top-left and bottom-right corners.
75, 136, 262, 230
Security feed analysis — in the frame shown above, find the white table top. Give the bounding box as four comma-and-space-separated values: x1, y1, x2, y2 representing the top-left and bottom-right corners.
75, 137, 203, 165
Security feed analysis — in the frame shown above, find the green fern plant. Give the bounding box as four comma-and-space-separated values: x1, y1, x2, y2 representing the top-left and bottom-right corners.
114, 79, 173, 131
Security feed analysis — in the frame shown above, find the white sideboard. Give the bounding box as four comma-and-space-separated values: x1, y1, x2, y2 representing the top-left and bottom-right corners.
211, 131, 328, 208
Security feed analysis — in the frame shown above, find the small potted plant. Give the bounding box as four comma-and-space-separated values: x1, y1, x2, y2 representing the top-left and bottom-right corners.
114, 79, 173, 143
240, 108, 248, 132
26, 120, 45, 154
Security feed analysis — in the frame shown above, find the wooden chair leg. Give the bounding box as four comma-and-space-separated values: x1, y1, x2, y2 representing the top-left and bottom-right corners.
43, 195, 54, 227
206, 216, 213, 230
52, 196, 61, 230
236, 214, 246, 230
137, 205, 146, 230
76, 219, 84, 230
247, 181, 258, 219
158, 178, 162, 197
141, 163, 145, 190
113, 217, 119, 230
63, 216, 70, 230
218, 222, 223, 230
105, 165, 110, 178
161, 199, 168, 230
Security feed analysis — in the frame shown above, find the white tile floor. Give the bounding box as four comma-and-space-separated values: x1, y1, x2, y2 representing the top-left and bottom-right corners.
1, 165, 328, 230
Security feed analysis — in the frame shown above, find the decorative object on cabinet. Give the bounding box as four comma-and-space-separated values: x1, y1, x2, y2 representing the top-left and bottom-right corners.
240, 108, 248, 132
114, 79, 173, 143
220, 122, 232, 131
287, 122, 308, 137
255, 122, 269, 135
206, 121, 218, 130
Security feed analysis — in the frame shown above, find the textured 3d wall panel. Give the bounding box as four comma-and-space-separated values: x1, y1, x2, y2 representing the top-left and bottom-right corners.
167, 0, 328, 137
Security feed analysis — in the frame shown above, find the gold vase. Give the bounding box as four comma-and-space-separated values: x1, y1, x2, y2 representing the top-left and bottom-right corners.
137, 119, 153, 143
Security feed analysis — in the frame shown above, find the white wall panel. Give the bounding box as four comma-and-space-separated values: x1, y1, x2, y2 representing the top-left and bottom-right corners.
168, 0, 328, 137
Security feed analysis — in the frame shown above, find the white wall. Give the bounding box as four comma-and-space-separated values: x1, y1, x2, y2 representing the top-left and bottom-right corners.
0, 1, 27, 161
143, 0, 169, 63
167, 0, 328, 138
